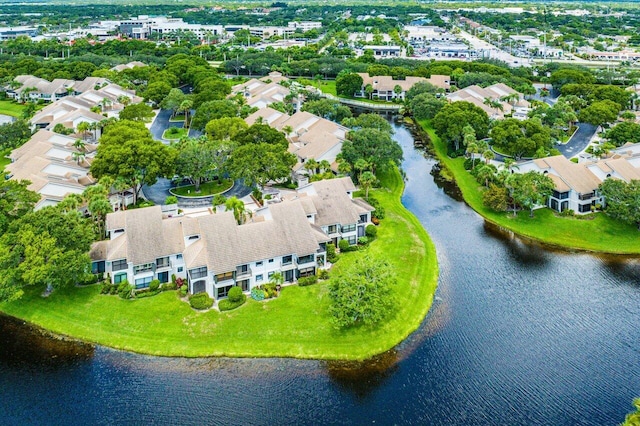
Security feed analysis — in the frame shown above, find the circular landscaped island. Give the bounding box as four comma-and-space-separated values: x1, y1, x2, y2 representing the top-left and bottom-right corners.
170, 178, 234, 197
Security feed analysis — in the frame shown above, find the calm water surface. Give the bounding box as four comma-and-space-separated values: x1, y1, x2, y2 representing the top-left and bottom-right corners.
1, 122, 638, 425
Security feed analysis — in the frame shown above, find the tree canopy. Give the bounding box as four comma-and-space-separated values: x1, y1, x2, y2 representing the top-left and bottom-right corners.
191, 100, 238, 131
335, 72, 363, 97
599, 179, 640, 229
329, 255, 396, 328
491, 118, 552, 159
433, 101, 490, 153
118, 103, 155, 122
341, 128, 402, 175
605, 122, 640, 147
90, 120, 176, 204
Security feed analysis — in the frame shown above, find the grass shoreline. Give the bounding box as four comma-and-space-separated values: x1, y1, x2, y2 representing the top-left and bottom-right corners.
418, 119, 640, 255
0, 167, 439, 360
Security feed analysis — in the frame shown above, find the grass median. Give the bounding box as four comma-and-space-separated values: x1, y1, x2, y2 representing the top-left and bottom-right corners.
419, 119, 640, 254
0, 167, 438, 360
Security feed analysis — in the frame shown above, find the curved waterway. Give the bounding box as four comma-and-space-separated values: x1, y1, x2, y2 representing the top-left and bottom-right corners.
1, 122, 639, 425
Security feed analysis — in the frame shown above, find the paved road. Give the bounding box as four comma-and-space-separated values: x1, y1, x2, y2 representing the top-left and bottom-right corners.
149, 109, 183, 143
456, 29, 532, 67
557, 123, 598, 158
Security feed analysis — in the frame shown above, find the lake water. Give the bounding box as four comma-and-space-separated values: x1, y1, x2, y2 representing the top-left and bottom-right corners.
1, 121, 638, 425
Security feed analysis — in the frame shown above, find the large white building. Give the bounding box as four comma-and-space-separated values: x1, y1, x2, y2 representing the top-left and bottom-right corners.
90, 178, 373, 299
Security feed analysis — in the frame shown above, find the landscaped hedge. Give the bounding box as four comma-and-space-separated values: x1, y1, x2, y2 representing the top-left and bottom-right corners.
189, 292, 213, 310
298, 275, 318, 287
219, 290, 246, 311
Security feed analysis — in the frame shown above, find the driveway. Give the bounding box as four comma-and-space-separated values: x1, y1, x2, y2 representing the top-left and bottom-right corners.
557, 123, 598, 158
149, 109, 183, 143
142, 179, 251, 206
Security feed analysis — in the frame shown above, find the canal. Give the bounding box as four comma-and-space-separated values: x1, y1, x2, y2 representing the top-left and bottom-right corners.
0, 121, 638, 425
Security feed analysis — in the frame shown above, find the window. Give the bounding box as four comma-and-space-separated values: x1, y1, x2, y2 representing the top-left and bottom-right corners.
216, 271, 234, 282
256, 274, 263, 282
298, 267, 315, 278
341, 224, 356, 233
256, 261, 263, 267
177, 267, 184, 273
217, 285, 234, 299
327, 225, 337, 234
133, 263, 154, 274
135, 276, 152, 289
114, 273, 127, 284
112, 259, 127, 272
189, 266, 207, 279
297, 254, 314, 264
92, 261, 105, 274
282, 255, 293, 265
176, 254, 183, 260
157, 271, 169, 284
238, 280, 250, 292
579, 203, 592, 213
268, 271, 274, 279
347, 236, 357, 245
268, 259, 274, 263
156, 257, 170, 268
188, 235, 199, 240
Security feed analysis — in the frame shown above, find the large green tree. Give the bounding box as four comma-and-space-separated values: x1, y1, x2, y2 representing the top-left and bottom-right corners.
605, 122, 640, 147
0, 120, 32, 150
90, 120, 176, 204
301, 99, 352, 122
191, 100, 238, 131
335, 72, 363, 97
506, 171, 555, 217
341, 128, 402, 175
0, 205, 94, 301
226, 142, 296, 188
174, 137, 228, 192
578, 100, 621, 126
118, 103, 155, 123
0, 178, 39, 235
433, 101, 490, 152
491, 118, 552, 159
329, 255, 396, 328
599, 179, 640, 229
205, 117, 248, 141
341, 113, 392, 133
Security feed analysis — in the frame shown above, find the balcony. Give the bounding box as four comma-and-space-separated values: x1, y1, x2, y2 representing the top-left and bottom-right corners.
578, 192, 595, 201
297, 254, 315, 266
236, 266, 252, 279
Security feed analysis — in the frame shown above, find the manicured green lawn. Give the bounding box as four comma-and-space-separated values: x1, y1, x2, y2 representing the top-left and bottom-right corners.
169, 113, 185, 123
0, 100, 26, 118
0, 167, 439, 360
162, 127, 187, 140
419, 119, 640, 254
171, 179, 234, 197
319, 80, 337, 96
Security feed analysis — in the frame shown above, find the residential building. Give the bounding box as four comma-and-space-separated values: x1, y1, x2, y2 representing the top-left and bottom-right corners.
287, 21, 322, 32
516, 143, 640, 214
230, 72, 297, 110
0, 26, 38, 41
446, 83, 528, 120
245, 107, 348, 184
5, 130, 97, 210
110, 61, 148, 72
90, 177, 373, 299
356, 73, 450, 101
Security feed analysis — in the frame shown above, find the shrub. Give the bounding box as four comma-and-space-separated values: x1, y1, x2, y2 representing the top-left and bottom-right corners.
162, 282, 177, 291
260, 283, 278, 298
176, 277, 185, 288
228, 286, 244, 303
365, 224, 377, 238
318, 269, 330, 280
164, 195, 178, 205
367, 196, 385, 220
372, 217, 380, 226
298, 275, 318, 286
117, 281, 134, 299
251, 288, 265, 301
560, 209, 575, 217
110, 284, 118, 295
338, 239, 351, 252
358, 236, 369, 245
135, 289, 160, 298
149, 279, 160, 292
219, 294, 246, 311
189, 292, 213, 310
101, 283, 114, 294
327, 243, 338, 263
179, 285, 188, 297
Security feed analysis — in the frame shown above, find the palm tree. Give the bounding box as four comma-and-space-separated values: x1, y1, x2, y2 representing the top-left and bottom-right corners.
318, 159, 331, 174
365, 84, 374, 100
282, 125, 294, 137
483, 149, 494, 164
304, 158, 319, 176
500, 93, 520, 108
225, 196, 250, 225
117, 95, 131, 107
178, 99, 193, 128
71, 151, 86, 165
354, 158, 370, 182
359, 171, 376, 199
503, 158, 518, 173
484, 97, 504, 116
73, 138, 86, 152
466, 142, 479, 168
101, 97, 112, 112
76, 121, 90, 141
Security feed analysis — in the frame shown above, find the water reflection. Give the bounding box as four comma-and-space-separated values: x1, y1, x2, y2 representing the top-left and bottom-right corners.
0, 314, 94, 369
324, 350, 399, 400
482, 222, 550, 268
